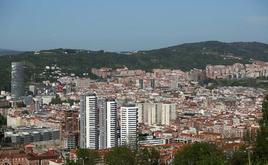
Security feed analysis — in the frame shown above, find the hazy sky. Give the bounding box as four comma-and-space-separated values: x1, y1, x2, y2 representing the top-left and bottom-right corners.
0, 0, 268, 51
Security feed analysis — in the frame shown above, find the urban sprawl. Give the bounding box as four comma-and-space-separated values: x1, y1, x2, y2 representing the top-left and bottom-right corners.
0, 60, 267, 164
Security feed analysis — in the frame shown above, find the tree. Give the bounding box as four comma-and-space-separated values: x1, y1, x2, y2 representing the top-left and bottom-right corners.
136, 147, 160, 165
105, 146, 136, 165
66, 160, 78, 165
173, 142, 225, 165
73, 148, 100, 165
0, 115, 6, 128
229, 149, 248, 165
253, 95, 268, 164
50, 94, 62, 105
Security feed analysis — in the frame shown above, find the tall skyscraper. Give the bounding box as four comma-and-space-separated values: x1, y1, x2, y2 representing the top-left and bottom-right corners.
11, 62, 25, 99
80, 93, 99, 149
98, 98, 107, 149
120, 105, 138, 147
106, 101, 117, 148
99, 99, 118, 149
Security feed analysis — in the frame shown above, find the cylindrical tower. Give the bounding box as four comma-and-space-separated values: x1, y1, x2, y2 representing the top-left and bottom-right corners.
11, 62, 25, 99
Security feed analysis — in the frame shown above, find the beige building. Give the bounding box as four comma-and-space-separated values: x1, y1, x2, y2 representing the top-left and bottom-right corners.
137, 102, 177, 126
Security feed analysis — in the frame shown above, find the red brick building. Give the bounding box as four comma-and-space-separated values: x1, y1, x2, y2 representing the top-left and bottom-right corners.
0, 149, 28, 165
0, 148, 62, 165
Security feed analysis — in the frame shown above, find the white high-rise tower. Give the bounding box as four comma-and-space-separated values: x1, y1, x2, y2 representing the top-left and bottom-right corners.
80, 93, 99, 149
107, 101, 117, 148
120, 105, 138, 147
99, 99, 118, 149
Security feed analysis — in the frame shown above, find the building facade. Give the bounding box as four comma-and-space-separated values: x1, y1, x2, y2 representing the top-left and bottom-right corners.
80, 94, 99, 149
137, 102, 177, 126
120, 105, 138, 147
99, 99, 118, 149
106, 101, 117, 148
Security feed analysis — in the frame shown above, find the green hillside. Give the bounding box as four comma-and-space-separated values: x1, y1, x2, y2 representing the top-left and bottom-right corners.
1, 41, 268, 91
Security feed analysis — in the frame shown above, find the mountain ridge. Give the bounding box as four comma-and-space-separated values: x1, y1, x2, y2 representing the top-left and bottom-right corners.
0, 49, 23, 56
1, 41, 268, 90
1, 41, 268, 54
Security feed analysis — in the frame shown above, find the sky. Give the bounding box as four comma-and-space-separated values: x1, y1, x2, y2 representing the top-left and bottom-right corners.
0, 0, 268, 51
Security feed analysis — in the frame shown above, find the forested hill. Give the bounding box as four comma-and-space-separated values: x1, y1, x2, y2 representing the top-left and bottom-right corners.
0, 49, 22, 56
137, 41, 268, 69
0, 41, 268, 90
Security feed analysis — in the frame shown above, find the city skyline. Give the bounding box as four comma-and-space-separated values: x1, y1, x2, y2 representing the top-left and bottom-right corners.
1, 1, 268, 164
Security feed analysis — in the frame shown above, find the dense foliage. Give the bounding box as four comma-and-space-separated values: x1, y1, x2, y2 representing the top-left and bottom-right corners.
253, 95, 268, 164
1, 41, 268, 91
66, 148, 100, 165
105, 146, 136, 165
104, 146, 161, 165
50, 95, 62, 105
173, 142, 225, 165
136, 147, 160, 165
229, 148, 248, 165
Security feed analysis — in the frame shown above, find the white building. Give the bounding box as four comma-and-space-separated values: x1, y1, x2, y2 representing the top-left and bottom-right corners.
161, 103, 176, 125
137, 102, 177, 126
99, 99, 118, 149
143, 103, 157, 126
137, 103, 143, 123
107, 101, 118, 148
120, 105, 138, 147
80, 93, 99, 149
42, 95, 55, 105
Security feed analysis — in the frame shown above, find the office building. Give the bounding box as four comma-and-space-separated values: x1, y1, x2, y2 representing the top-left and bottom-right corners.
11, 62, 25, 99
4, 126, 60, 144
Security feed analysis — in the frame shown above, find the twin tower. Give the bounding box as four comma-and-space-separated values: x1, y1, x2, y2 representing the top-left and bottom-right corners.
80, 93, 138, 149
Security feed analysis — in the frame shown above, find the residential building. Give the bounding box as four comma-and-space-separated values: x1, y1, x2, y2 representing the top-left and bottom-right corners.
99, 99, 118, 149
80, 93, 99, 149
120, 105, 138, 147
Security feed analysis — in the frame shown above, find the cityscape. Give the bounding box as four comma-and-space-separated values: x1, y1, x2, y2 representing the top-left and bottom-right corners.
0, 59, 267, 164
0, 1, 268, 165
